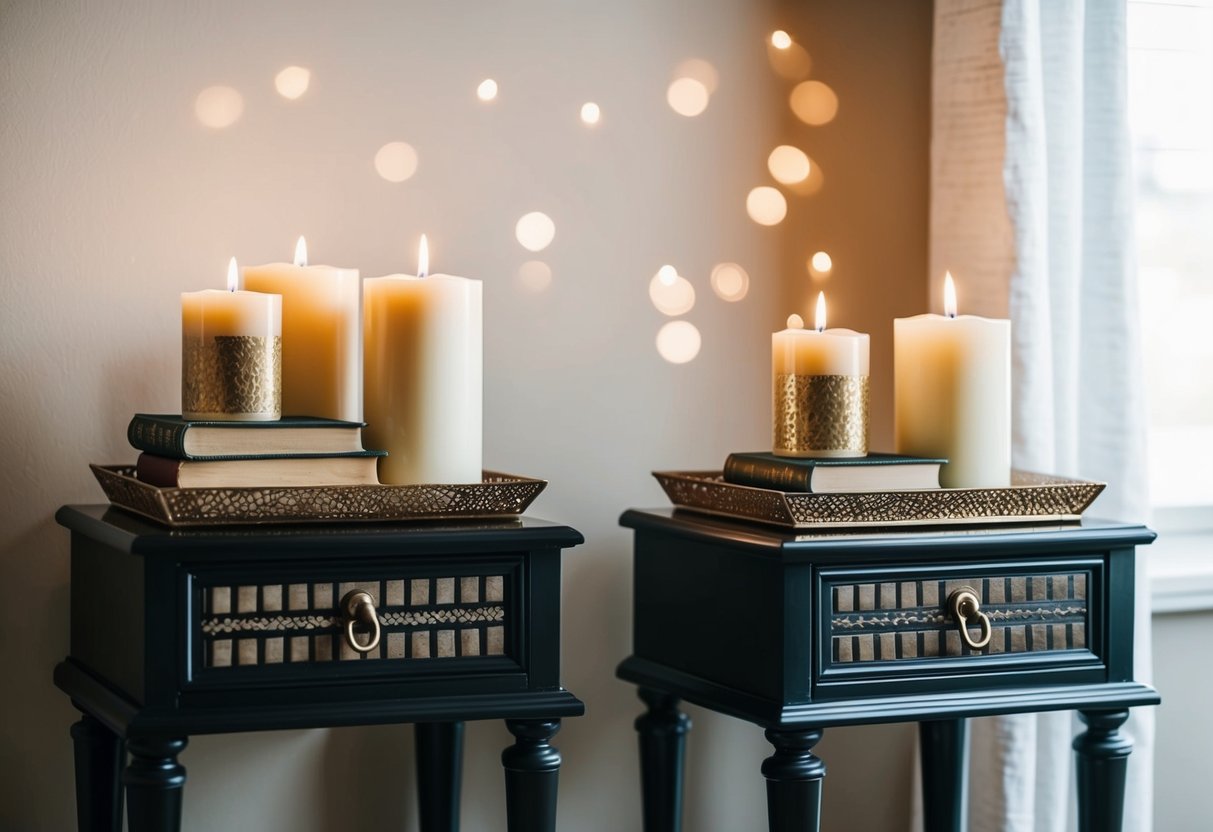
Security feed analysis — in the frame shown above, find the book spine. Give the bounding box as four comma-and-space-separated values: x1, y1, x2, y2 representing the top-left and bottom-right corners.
135, 453, 183, 487
723, 455, 814, 492
128, 416, 188, 458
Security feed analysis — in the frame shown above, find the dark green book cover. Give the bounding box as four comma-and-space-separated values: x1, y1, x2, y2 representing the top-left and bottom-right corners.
723, 452, 946, 493
127, 414, 379, 461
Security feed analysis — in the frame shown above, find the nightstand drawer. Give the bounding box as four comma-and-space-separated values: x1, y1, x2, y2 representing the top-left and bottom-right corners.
188, 560, 523, 685
817, 558, 1104, 684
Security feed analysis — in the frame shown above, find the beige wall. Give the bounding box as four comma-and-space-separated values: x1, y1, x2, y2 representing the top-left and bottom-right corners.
0, 1, 930, 829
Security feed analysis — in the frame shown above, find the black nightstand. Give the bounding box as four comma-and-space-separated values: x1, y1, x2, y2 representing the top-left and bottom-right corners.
616, 509, 1157, 832
55, 505, 584, 832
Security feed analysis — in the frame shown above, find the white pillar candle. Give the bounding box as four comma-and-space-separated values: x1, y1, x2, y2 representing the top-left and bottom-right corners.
772, 292, 871, 457
363, 236, 483, 484
242, 237, 361, 421
182, 258, 282, 421
894, 272, 1011, 488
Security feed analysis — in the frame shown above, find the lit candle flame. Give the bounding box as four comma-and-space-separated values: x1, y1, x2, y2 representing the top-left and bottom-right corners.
944, 270, 957, 318
226, 257, 239, 292
294, 236, 307, 267
815, 291, 826, 332
418, 234, 429, 278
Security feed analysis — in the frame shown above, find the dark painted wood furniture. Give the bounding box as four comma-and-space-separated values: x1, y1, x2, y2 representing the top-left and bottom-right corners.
616, 509, 1158, 832
55, 505, 584, 832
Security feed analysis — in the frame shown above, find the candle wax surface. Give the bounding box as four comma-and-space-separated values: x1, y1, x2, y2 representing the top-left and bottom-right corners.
242, 261, 361, 422
363, 272, 483, 485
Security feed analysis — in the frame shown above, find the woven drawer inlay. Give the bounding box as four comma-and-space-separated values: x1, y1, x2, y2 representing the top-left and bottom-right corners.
200, 575, 507, 668
830, 573, 1088, 663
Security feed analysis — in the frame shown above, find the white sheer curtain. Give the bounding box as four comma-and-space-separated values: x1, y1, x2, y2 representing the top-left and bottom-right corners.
930, 1, 1153, 830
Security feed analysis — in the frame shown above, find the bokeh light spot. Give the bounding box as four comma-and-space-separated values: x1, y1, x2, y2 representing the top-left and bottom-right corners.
810, 251, 833, 276
274, 66, 311, 100
580, 102, 601, 125
790, 80, 839, 126
515, 212, 556, 252
656, 321, 702, 364
746, 186, 788, 226
649, 268, 696, 316
667, 77, 709, 117
768, 145, 811, 185
518, 260, 552, 292
710, 263, 750, 302
771, 30, 793, 49
477, 79, 498, 101
767, 41, 812, 81
194, 86, 244, 129
675, 58, 719, 94
374, 142, 419, 183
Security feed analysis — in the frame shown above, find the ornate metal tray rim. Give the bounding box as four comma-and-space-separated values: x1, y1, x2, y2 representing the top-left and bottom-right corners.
652, 470, 1105, 530
91, 464, 547, 528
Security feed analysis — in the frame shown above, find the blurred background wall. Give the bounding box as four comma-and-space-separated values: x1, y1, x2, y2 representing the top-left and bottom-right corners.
0, 1, 933, 828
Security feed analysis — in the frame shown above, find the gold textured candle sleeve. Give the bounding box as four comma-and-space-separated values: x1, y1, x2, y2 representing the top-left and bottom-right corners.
183, 335, 282, 420
773, 373, 869, 458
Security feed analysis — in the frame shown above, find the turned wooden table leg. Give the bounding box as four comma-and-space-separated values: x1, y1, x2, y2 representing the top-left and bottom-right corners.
920, 718, 968, 832
70, 711, 124, 832
762, 728, 826, 832
635, 688, 691, 832
124, 736, 187, 832
415, 721, 465, 832
1074, 709, 1133, 832
502, 719, 562, 832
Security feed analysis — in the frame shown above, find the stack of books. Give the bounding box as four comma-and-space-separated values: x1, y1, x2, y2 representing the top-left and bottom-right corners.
722, 451, 946, 493
128, 414, 385, 488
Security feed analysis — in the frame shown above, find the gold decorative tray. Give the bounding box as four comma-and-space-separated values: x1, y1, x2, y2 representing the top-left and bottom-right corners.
91, 464, 546, 528
653, 470, 1104, 530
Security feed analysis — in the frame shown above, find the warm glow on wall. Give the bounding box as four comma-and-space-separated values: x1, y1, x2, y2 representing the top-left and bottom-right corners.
710, 263, 750, 302
518, 260, 552, 292
274, 66, 311, 100
477, 79, 498, 101
515, 212, 556, 252
656, 321, 702, 364
580, 102, 601, 125
194, 86, 244, 128
746, 186, 787, 226
790, 80, 839, 125
667, 77, 710, 117
373, 142, 419, 182
649, 267, 696, 316
767, 145, 811, 185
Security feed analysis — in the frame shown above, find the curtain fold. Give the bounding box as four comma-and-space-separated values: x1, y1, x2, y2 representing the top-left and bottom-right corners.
929, 0, 1153, 830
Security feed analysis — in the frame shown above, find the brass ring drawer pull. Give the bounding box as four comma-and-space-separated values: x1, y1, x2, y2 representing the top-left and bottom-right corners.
341, 590, 382, 654
947, 586, 992, 650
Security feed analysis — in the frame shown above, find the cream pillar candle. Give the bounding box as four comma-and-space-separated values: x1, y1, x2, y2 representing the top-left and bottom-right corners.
242, 237, 361, 421
182, 258, 282, 421
894, 272, 1011, 488
363, 235, 483, 484
772, 292, 871, 457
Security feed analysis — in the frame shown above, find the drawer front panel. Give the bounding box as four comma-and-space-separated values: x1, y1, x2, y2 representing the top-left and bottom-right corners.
830, 573, 1088, 664
189, 560, 522, 685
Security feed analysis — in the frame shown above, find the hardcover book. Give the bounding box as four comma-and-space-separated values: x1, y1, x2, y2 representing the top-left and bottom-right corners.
722, 451, 945, 493
135, 451, 384, 489
128, 414, 371, 460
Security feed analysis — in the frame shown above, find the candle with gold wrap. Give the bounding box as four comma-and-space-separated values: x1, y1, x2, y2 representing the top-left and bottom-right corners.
772, 292, 870, 457
894, 272, 1011, 487
242, 237, 361, 421
181, 258, 282, 421
363, 235, 483, 484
